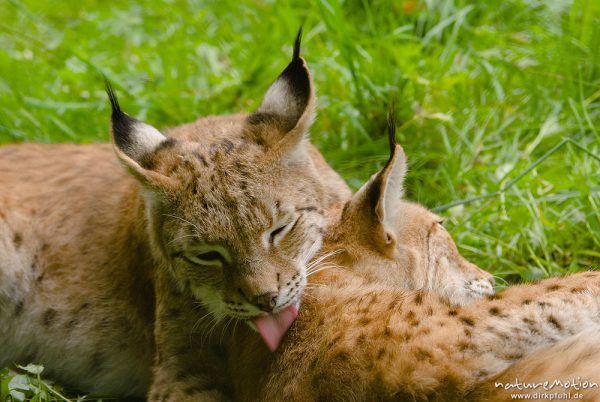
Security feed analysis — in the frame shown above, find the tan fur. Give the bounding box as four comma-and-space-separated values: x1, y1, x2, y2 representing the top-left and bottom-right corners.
232, 272, 600, 401
229, 129, 600, 402
0, 39, 351, 400
472, 327, 600, 401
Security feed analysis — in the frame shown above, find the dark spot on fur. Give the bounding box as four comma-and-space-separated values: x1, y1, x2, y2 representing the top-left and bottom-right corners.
383, 326, 392, 337
460, 317, 475, 327
14, 300, 24, 316
522, 317, 535, 325
356, 333, 367, 345
66, 317, 79, 330
252, 135, 266, 147
487, 294, 502, 301
221, 139, 234, 154
377, 348, 386, 360
334, 351, 350, 362
505, 352, 524, 360
538, 301, 550, 308
42, 308, 57, 327
548, 315, 563, 331
546, 284, 561, 291
571, 287, 585, 293
457, 341, 475, 352
405, 310, 419, 326
193, 151, 209, 167
489, 307, 501, 316
523, 299, 532, 305
359, 317, 372, 326
418, 327, 431, 336
448, 309, 458, 316
13, 232, 22, 247
426, 307, 433, 316
414, 348, 433, 361
414, 292, 423, 305
464, 328, 472, 337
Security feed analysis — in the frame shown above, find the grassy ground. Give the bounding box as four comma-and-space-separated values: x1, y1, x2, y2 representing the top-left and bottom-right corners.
1, 0, 599, 400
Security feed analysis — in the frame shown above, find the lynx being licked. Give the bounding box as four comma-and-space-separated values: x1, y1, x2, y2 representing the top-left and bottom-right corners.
0, 30, 350, 400
230, 114, 600, 402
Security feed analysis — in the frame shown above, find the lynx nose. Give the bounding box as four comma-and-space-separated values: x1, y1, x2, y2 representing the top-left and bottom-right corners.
253, 292, 278, 313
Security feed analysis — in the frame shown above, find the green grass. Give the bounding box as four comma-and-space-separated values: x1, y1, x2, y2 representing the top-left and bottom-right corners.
1, 0, 599, 400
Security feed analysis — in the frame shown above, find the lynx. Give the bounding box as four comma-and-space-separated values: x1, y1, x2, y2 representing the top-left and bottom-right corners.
0, 31, 351, 400
230, 118, 600, 402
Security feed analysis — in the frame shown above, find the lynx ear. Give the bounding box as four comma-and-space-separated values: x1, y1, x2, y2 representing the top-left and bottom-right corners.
247, 28, 315, 165
375, 112, 407, 240
105, 81, 178, 190
358, 111, 408, 246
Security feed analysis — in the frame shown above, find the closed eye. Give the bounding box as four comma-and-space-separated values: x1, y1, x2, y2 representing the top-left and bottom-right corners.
196, 251, 222, 261
270, 225, 287, 240
185, 250, 224, 267
269, 216, 301, 244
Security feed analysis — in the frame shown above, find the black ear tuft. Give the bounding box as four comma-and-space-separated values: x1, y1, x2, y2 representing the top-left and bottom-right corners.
382, 101, 399, 170
249, 27, 312, 134
293, 26, 303, 60
104, 78, 121, 115
387, 101, 397, 155
104, 79, 137, 150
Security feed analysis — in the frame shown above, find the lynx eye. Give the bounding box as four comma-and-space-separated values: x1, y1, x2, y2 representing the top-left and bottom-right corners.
185, 250, 224, 267
268, 216, 300, 245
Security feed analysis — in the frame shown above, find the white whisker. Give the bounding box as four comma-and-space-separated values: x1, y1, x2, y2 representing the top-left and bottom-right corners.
306, 249, 344, 271
306, 265, 343, 277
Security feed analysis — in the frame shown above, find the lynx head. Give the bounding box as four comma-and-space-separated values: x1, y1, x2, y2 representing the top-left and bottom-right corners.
106, 30, 326, 322
324, 112, 495, 305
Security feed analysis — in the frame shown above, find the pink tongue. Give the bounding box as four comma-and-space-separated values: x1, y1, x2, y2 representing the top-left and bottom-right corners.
253, 305, 298, 352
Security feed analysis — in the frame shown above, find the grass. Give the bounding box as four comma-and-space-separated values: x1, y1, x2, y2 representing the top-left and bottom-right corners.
0, 0, 599, 400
